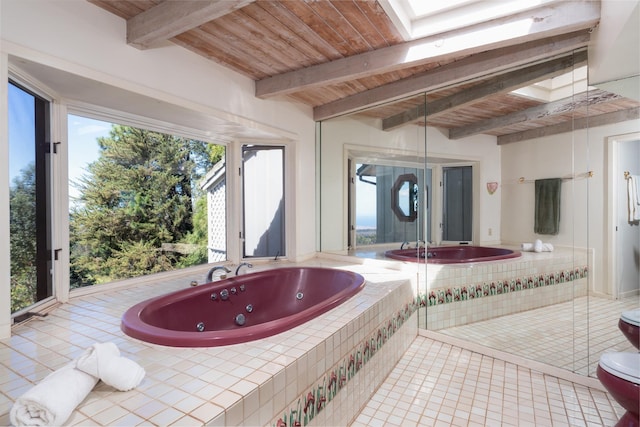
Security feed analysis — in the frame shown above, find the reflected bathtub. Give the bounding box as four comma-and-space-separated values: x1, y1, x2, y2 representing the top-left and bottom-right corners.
121, 267, 365, 347
385, 246, 521, 264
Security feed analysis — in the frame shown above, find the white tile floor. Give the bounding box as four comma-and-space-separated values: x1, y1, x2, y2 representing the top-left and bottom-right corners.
440, 296, 638, 376
351, 335, 622, 427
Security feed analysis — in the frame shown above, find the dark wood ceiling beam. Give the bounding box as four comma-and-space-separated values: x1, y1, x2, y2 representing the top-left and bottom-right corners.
382, 50, 588, 131
127, 0, 255, 49
314, 31, 590, 121
256, 1, 599, 98
449, 89, 623, 140
498, 107, 640, 144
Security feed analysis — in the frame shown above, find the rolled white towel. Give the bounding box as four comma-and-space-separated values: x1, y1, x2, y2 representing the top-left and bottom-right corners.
521, 241, 554, 252
10, 362, 98, 426
76, 342, 145, 392
534, 239, 543, 252
521, 242, 534, 251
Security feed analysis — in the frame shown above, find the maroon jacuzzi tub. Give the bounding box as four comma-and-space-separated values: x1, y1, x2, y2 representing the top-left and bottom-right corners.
121, 267, 365, 347
385, 246, 521, 264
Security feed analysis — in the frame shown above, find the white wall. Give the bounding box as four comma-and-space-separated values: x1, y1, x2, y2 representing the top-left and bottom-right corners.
318, 116, 500, 252
501, 133, 582, 247
588, 0, 640, 100
501, 119, 640, 295
0, 0, 317, 337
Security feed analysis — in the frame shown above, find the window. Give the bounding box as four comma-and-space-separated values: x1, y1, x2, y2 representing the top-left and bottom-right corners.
8, 81, 53, 313
353, 162, 424, 246
68, 114, 224, 287
242, 145, 285, 258
391, 173, 419, 222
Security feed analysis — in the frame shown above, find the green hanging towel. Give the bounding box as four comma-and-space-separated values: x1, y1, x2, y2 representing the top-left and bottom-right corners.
534, 178, 562, 235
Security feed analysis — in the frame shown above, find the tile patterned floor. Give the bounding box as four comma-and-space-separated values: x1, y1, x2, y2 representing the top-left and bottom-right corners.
440, 296, 638, 376
351, 336, 623, 427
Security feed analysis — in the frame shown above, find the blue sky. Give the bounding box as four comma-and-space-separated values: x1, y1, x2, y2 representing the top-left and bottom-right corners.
8, 83, 35, 182
67, 114, 110, 202
355, 167, 377, 227
9, 83, 109, 192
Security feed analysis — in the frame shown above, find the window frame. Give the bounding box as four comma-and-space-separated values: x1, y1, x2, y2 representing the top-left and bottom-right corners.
240, 144, 287, 259
8, 72, 61, 316
428, 161, 479, 246
441, 165, 473, 244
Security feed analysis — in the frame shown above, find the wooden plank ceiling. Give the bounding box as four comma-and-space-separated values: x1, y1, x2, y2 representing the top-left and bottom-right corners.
87, 0, 639, 144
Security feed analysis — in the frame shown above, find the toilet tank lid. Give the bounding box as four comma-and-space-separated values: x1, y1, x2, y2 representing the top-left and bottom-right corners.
599, 352, 640, 384
621, 308, 640, 326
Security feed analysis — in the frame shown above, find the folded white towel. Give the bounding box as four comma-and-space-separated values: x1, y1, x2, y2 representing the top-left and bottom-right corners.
76, 342, 145, 392
10, 362, 98, 426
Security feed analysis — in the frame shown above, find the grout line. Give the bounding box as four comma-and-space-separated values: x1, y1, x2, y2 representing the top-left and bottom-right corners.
419, 329, 606, 392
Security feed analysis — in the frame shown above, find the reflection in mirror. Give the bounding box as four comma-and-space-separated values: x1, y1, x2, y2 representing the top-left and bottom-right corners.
317, 48, 640, 379
354, 166, 423, 250
318, 93, 427, 259
429, 53, 593, 374
442, 166, 472, 243
425, 53, 640, 378
391, 173, 418, 222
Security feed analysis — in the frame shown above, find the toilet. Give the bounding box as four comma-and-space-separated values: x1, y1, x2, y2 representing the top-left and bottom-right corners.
597, 352, 640, 427
620, 309, 640, 349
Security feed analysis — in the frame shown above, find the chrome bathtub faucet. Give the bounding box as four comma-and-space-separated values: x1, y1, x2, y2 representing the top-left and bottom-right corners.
235, 262, 253, 276
205, 265, 231, 282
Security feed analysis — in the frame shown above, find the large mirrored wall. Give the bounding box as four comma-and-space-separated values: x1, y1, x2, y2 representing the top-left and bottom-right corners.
317, 50, 640, 378
317, 93, 428, 259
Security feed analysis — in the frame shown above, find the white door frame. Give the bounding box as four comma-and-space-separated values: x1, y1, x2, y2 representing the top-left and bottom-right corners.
606, 131, 640, 299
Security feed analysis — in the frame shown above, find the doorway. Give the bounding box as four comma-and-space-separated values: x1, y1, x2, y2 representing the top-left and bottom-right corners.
607, 132, 640, 299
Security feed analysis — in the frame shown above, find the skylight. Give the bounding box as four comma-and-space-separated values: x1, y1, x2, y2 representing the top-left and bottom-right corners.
381, 0, 560, 40
377, 1, 593, 103
406, 0, 476, 18
512, 65, 591, 102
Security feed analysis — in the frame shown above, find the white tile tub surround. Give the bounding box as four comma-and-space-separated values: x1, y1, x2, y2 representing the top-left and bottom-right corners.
420, 246, 591, 329
297, 312, 417, 427
0, 259, 417, 426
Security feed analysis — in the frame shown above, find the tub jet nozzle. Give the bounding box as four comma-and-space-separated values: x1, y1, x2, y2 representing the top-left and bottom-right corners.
235, 313, 246, 326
